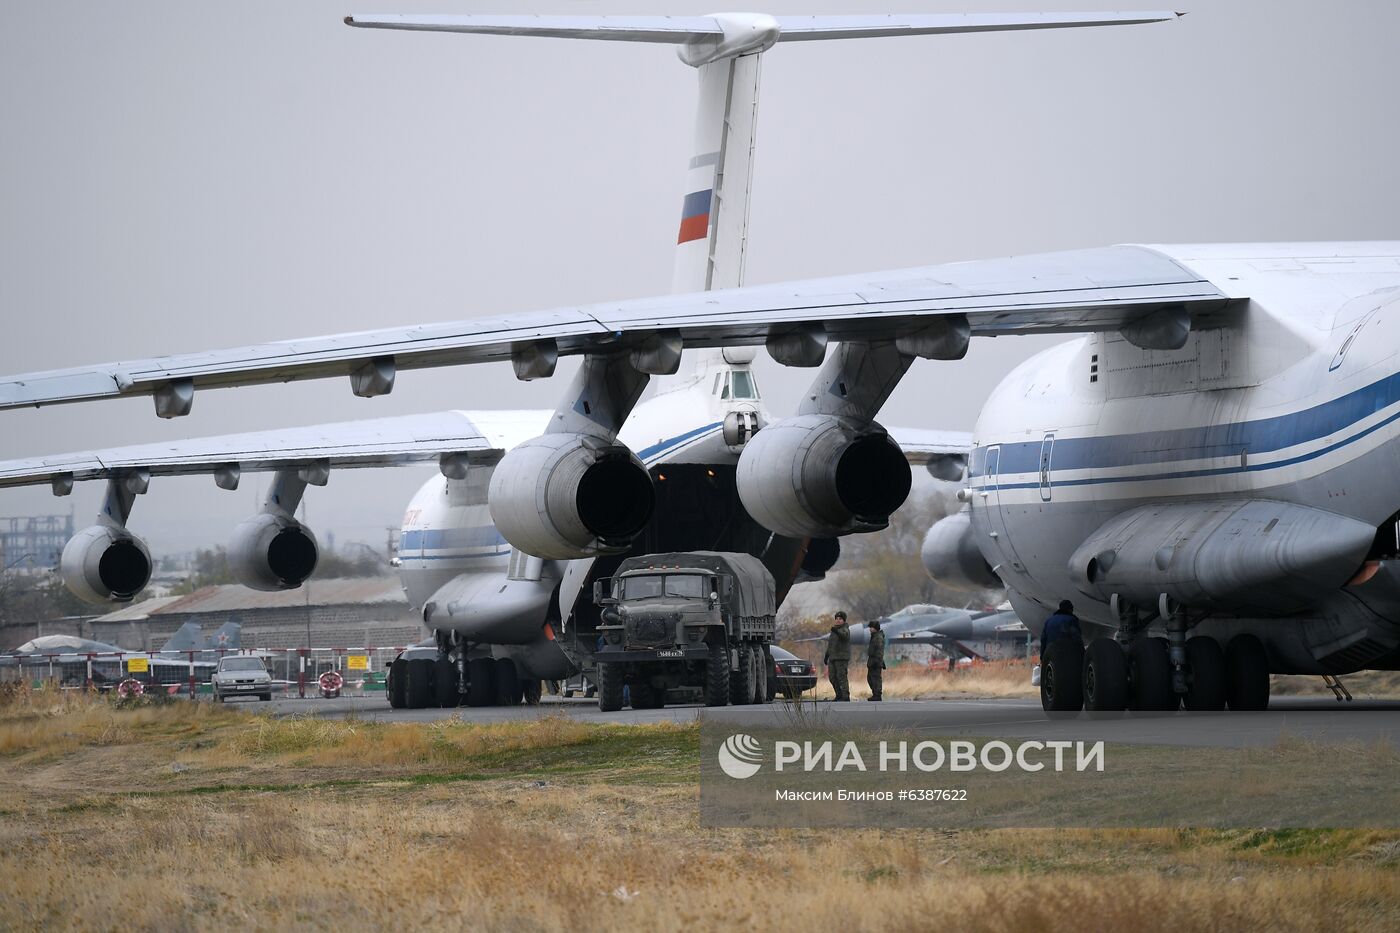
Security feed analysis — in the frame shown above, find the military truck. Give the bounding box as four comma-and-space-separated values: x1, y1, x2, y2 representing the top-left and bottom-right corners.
591, 551, 776, 711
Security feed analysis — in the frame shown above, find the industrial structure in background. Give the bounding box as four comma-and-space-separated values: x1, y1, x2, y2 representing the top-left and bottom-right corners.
0, 514, 73, 571
0, 576, 422, 653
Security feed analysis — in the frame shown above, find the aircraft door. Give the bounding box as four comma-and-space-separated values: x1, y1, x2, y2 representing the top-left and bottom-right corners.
983, 445, 1026, 574
1038, 433, 1055, 503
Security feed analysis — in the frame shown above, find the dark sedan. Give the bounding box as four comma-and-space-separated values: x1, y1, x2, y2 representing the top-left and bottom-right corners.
768, 645, 817, 700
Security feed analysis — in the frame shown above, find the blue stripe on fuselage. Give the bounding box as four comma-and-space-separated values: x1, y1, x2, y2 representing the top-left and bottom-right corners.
976, 368, 1400, 485
638, 422, 723, 462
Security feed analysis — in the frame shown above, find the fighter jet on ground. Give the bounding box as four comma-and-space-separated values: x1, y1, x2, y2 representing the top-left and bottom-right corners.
4, 622, 241, 685
803, 604, 1026, 659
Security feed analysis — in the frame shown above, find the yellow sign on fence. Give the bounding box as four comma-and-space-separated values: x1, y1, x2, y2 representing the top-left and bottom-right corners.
346, 655, 370, 671
126, 656, 149, 673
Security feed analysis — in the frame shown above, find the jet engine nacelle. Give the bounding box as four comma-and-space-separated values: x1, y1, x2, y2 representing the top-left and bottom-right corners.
488, 434, 654, 559
921, 511, 1001, 592
736, 414, 911, 538
229, 513, 319, 591
60, 524, 153, 604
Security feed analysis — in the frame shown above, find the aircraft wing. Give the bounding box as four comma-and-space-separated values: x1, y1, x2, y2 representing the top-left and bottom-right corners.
0, 246, 1231, 416
0, 410, 957, 492
886, 427, 972, 465
0, 410, 552, 491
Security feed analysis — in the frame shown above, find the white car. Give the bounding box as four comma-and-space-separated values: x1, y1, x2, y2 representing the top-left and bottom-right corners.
212, 656, 273, 702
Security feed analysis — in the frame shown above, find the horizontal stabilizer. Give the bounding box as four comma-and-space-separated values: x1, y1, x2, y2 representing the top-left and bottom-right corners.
344, 12, 1182, 45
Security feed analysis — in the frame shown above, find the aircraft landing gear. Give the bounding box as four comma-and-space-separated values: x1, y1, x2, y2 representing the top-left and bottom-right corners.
467, 656, 495, 707
1225, 634, 1271, 710
1039, 639, 1084, 714
1128, 637, 1175, 711
1183, 637, 1227, 710
434, 656, 460, 708
1082, 638, 1128, 712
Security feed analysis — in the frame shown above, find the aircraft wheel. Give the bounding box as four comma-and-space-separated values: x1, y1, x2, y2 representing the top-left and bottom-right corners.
1184, 637, 1227, 711
388, 657, 408, 709
1128, 637, 1175, 711
434, 657, 459, 708
1225, 634, 1270, 711
1082, 638, 1128, 712
704, 642, 730, 707
1039, 639, 1084, 714
729, 643, 756, 706
406, 658, 434, 709
494, 658, 522, 706
466, 657, 495, 707
523, 680, 543, 706
596, 661, 624, 712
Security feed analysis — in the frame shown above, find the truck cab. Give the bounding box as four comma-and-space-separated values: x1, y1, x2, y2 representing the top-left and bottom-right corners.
592, 551, 776, 711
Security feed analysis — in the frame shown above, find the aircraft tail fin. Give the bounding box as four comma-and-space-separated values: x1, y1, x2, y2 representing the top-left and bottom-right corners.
343, 13, 1181, 45
347, 12, 1179, 294
160, 621, 202, 652
203, 622, 242, 651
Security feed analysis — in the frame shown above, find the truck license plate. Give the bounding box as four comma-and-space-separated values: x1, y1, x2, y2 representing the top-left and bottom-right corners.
656, 649, 684, 659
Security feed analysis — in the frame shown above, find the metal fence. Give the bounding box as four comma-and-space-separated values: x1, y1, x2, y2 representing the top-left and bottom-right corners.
0, 646, 416, 699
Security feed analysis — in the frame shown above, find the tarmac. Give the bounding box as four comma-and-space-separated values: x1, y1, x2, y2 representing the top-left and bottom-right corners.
258, 693, 1400, 748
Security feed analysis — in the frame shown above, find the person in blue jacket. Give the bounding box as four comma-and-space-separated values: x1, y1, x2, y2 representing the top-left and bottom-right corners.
1040, 600, 1082, 657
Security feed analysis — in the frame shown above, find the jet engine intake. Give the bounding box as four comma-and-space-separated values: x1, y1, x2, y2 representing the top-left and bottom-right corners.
229, 513, 319, 591
921, 511, 1001, 591
60, 525, 153, 604
488, 434, 654, 559
736, 414, 911, 538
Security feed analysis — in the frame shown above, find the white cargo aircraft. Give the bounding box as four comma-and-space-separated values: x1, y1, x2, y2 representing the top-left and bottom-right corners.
8, 11, 1392, 716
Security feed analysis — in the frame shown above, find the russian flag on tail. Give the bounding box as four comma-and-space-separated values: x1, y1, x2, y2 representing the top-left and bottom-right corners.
677, 189, 712, 244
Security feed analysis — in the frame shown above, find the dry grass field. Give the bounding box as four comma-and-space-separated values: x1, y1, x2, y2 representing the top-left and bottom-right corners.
3, 684, 1400, 931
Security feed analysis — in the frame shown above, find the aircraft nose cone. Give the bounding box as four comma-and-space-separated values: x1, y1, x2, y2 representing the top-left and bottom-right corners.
927, 616, 974, 639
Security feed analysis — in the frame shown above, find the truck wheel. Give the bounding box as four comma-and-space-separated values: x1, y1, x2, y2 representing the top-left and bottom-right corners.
467, 657, 495, 707
406, 658, 434, 709
704, 643, 730, 707
753, 645, 770, 704
597, 662, 624, 712
388, 657, 408, 709
629, 681, 655, 709
434, 657, 459, 708
729, 644, 756, 706
495, 659, 522, 706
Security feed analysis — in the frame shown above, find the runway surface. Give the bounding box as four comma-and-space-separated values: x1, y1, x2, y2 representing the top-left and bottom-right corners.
254, 694, 1400, 748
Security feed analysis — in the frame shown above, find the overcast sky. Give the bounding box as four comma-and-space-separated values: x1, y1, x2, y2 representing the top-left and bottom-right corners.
1, 0, 1397, 555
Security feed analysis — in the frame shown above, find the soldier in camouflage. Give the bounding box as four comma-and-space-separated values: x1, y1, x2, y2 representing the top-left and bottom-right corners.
866, 617, 886, 701
824, 611, 852, 701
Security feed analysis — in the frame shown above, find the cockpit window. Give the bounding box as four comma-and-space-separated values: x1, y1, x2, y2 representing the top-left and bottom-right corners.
729, 370, 758, 399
